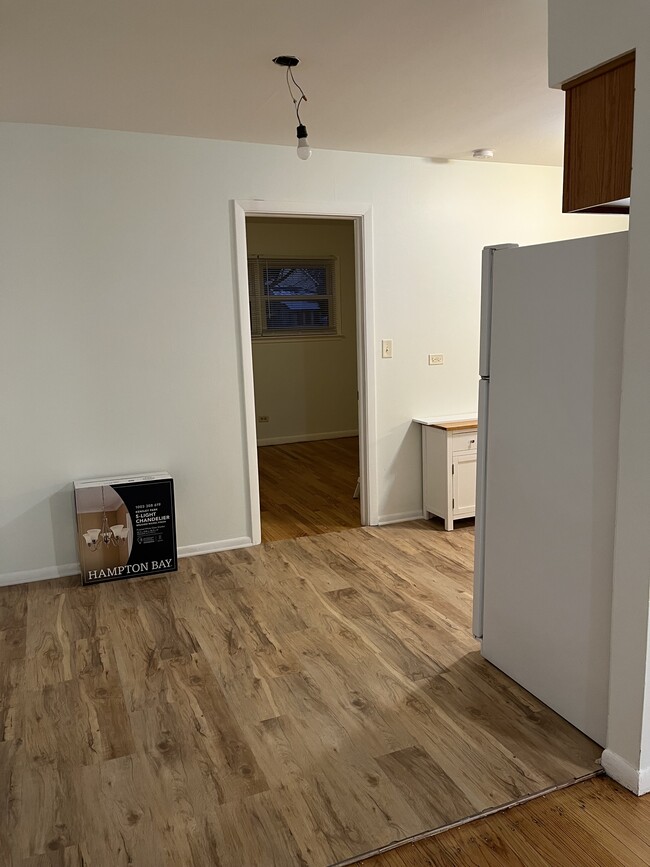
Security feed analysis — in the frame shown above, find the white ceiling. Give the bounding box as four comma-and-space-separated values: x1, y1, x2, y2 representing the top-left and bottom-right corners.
0, 0, 564, 166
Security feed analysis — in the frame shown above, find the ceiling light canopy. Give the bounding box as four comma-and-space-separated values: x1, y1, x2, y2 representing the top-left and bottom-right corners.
472, 148, 494, 160
273, 55, 312, 160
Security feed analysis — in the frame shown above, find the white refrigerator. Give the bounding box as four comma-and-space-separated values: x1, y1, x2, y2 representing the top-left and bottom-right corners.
473, 231, 628, 746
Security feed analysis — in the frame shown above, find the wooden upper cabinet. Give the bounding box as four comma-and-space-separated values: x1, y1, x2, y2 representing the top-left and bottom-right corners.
562, 52, 635, 214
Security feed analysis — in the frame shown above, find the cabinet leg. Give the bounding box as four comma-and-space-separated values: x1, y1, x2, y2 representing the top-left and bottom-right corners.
445, 517, 454, 531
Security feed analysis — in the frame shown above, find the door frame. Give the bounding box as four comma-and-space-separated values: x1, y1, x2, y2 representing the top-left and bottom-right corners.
232, 199, 378, 544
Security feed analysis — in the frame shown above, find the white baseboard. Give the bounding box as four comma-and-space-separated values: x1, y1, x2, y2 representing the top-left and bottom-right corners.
0, 536, 256, 587
378, 510, 426, 526
177, 536, 254, 558
258, 429, 359, 447
601, 748, 650, 795
0, 562, 81, 586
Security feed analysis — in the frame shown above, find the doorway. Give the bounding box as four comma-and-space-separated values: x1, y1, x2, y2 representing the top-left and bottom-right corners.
246, 217, 360, 542
233, 200, 378, 546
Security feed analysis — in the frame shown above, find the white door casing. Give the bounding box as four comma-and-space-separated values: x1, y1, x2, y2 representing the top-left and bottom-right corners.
232, 199, 378, 544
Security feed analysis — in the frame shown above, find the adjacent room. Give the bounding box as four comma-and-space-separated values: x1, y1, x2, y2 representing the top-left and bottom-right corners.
2, 1, 649, 866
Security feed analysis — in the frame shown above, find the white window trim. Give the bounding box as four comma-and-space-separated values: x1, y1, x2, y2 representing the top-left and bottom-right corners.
251, 334, 346, 345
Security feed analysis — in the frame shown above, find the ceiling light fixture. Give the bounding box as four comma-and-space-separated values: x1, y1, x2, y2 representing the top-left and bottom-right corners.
472, 149, 494, 160
82, 486, 129, 550
273, 55, 312, 160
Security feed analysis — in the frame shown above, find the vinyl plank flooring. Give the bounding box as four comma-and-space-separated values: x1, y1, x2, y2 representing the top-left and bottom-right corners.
0, 656, 25, 744
10, 760, 82, 862
25, 585, 75, 688
162, 652, 270, 802
105, 604, 172, 711
76, 756, 178, 867
418, 666, 596, 781
277, 629, 415, 758
217, 588, 304, 677
375, 745, 475, 827
384, 682, 547, 812
2, 521, 602, 866
215, 790, 310, 867
0, 583, 28, 630
284, 535, 361, 592
168, 581, 283, 728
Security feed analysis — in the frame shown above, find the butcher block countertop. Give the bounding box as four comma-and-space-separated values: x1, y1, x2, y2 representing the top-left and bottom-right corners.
413, 414, 478, 431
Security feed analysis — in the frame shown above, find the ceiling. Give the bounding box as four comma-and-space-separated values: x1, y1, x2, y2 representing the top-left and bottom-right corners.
0, 0, 564, 166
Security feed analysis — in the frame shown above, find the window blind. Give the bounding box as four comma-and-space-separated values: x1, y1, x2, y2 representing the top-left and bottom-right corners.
248, 257, 337, 338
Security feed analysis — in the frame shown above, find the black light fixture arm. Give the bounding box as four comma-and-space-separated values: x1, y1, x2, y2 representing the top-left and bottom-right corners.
287, 66, 307, 125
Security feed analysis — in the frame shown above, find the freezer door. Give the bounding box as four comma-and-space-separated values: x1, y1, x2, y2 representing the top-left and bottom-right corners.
473, 377, 490, 639
479, 244, 518, 378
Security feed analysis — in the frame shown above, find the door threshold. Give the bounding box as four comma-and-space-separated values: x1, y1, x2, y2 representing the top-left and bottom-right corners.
331, 768, 604, 867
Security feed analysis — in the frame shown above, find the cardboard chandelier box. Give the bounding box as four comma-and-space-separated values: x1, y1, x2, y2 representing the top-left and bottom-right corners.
74, 471, 177, 585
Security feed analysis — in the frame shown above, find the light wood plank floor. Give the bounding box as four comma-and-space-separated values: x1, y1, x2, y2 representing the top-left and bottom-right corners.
258, 436, 360, 542
1, 521, 601, 867
362, 775, 650, 867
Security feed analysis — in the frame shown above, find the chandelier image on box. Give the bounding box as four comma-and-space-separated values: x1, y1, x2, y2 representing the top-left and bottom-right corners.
74, 472, 177, 585
82, 486, 129, 550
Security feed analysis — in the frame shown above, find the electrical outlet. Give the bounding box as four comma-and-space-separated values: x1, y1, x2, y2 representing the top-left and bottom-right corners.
382, 339, 393, 359
258, 415, 270, 423
428, 354, 444, 366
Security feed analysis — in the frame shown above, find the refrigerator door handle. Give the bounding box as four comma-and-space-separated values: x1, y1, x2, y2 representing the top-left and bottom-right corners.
479, 244, 519, 379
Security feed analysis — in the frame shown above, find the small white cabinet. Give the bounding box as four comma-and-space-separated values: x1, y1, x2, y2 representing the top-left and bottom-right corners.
414, 415, 478, 531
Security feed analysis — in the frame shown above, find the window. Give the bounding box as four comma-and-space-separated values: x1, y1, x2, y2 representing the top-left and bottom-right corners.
248, 256, 338, 339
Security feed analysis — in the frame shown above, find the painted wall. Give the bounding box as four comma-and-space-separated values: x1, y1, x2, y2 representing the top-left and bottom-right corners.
548, 0, 650, 792
0, 121, 627, 581
246, 217, 358, 445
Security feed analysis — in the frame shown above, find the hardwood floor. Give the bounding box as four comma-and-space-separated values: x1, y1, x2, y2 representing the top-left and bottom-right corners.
258, 436, 360, 542
1, 521, 601, 866
361, 775, 650, 867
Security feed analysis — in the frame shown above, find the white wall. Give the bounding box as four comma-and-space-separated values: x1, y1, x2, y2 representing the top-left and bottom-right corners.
0, 121, 627, 581
548, 0, 650, 793
247, 217, 358, 445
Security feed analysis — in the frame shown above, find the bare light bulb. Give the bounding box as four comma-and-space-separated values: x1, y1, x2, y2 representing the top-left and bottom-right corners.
297, 124, 311, 160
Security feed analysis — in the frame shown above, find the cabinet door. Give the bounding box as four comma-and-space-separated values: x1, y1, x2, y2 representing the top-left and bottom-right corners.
562, 51, 635, 214
422, 426, 450, 519
453, 452, 477, 516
